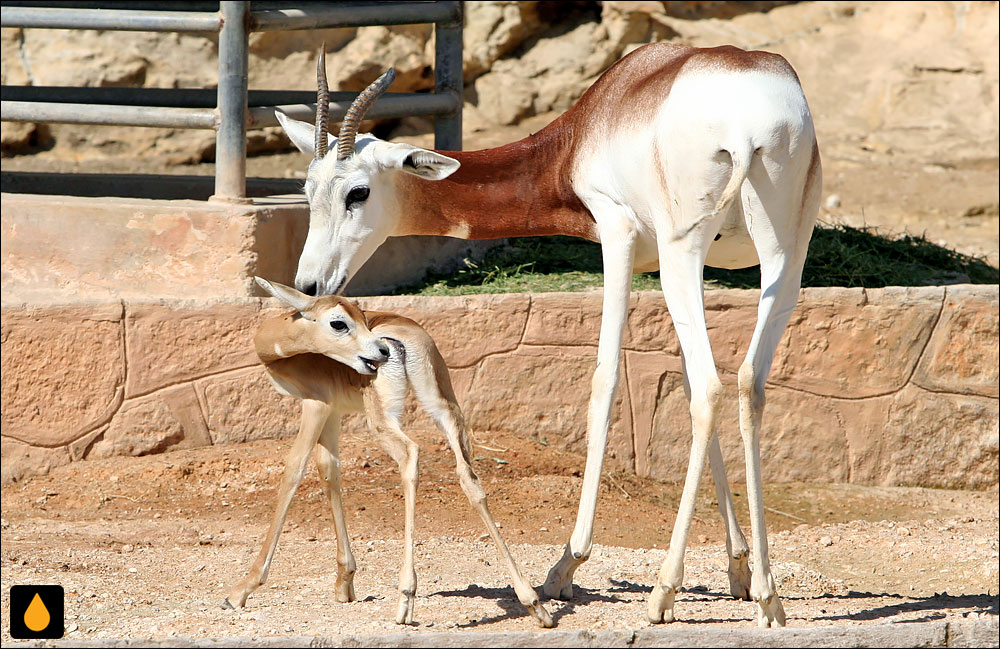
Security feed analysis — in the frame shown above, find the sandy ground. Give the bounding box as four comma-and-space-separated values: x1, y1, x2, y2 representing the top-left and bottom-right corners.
1, 429, 997, 641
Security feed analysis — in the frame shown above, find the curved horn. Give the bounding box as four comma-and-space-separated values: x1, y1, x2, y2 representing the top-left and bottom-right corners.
314, 45, 329, 159
336, 67, 396, 160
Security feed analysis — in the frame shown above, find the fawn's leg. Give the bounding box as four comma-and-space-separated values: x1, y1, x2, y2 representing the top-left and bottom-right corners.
409, 354, 554, 628
225, 399, 331, 608
364, 387, 420, 625
313, 413, 357, 603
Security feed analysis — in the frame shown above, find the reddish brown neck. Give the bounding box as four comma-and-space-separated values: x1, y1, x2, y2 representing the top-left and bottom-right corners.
393, 126, 597, 241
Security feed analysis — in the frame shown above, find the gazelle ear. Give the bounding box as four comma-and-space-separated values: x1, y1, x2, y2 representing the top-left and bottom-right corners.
379, 143, 460, 180
255, 277, 316, 314
275, 110, 333, 158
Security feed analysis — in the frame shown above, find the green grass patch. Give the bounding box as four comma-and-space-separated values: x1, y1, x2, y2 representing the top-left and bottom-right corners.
395, 223, 998, 296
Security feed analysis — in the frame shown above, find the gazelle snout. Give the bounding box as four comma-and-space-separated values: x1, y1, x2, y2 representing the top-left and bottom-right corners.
355, 339, 391, 375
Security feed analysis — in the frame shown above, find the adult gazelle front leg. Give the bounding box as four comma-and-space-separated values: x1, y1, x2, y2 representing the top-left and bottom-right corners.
544, 204, 637, 600
225, 399, 332, 608
313, 413, 357, 603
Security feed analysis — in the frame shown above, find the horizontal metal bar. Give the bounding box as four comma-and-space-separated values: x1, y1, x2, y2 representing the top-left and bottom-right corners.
0, 5, 221, 31
2, 86, 454, 110
250, 92, 461, 129
250, 1, 461, 31
1, 101, 217, 129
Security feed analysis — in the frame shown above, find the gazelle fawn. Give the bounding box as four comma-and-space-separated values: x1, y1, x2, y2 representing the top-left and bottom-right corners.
223, 277, 553, 627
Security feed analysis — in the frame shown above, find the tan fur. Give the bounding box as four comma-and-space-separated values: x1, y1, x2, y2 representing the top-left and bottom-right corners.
224, 283, 553, 628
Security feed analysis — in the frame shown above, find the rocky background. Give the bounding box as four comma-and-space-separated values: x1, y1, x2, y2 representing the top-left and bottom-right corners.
2, 1, 998, 261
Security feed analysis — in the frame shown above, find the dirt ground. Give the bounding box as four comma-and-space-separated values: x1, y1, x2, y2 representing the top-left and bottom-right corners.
1, 428, 997, 642
2, 108, 998, 643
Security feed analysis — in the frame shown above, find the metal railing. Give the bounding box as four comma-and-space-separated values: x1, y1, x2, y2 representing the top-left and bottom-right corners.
0, 1, 464, 202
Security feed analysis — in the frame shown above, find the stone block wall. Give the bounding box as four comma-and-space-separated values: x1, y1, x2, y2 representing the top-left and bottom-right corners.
2, 286, 997, 488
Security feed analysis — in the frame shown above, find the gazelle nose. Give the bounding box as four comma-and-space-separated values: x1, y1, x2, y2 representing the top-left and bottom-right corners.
378, 343, 390, 358
300, 281, 318, 297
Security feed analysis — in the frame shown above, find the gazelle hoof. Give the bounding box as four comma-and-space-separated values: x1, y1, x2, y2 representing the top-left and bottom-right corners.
756, 594, 786, 628
542, 546, 583, 601
728, 552, 752, 601
646, 583, 676, 624
395, 592, 415, 625
220, 598, 235, 610
526, 599, 554, 628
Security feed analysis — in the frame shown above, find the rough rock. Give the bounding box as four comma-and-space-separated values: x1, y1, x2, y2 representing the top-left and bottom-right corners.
355, 294, 531, 368
0, 302, 125, 447
913, 285, 1000, 398
0, 437, 70, 485
462, 1, 543, 79
124, 300, 263, 397
2, 1, 996, 170
464, 345, 635, 471
87, 395, 185, 459
200, 367, 299, 446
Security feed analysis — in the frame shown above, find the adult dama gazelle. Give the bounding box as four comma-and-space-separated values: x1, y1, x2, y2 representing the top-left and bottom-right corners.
275, 42, 821, 627
224, 277, 553, 627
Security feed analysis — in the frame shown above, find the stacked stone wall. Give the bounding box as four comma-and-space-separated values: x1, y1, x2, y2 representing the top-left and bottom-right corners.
2, 286, 996, 488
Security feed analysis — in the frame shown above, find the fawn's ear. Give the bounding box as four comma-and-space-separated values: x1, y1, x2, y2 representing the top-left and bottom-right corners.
255, 277, 316, 314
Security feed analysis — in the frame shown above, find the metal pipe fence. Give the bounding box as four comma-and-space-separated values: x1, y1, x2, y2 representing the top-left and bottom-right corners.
0, 1, 464, 202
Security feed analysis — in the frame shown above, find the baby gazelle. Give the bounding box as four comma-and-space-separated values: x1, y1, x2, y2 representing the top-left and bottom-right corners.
223, 278, 553, 628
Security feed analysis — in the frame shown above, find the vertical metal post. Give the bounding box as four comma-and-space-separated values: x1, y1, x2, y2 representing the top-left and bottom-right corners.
433, 1, 463, 152
212, 1, 250, 203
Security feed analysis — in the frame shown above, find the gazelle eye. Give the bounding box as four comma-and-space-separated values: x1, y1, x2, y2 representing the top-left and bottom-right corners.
346, 186, 370, 207
330, 320, 348, 332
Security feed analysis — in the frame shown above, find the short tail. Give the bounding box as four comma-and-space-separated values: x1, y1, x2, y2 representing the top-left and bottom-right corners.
713, 143, 754, 219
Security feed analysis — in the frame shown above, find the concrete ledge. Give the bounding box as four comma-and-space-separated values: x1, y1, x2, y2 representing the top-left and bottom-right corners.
1, 286, 997, 487
6, 618, 998, 648
0, 192, 496, 302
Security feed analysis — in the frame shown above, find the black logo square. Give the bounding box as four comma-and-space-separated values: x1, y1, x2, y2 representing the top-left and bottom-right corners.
9, 585, 64, 639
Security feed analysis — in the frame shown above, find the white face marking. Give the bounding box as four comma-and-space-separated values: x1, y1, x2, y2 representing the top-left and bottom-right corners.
273, 119, 459, 296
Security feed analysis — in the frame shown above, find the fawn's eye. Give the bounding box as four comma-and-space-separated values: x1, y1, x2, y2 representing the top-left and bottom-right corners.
346, 186, 370, 207
330, 320, 348, 332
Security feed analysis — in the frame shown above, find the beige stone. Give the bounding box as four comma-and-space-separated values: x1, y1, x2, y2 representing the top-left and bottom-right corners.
463, 1, 543, 79
474, 70, 537, 126
0, 437, 70, 485
200, 368, 299, 446
125, 299, 263, 398
631, 359, 856, 485
1, 288, 996, 488
882, 385, 999, 490
1, 194, 258, 304
355, 294, 530, 368
0, 302, 124, 447
464, 345, 634, 471
87, 395, 184, 460
768, 287, 943, 397
914, 285, 999, 398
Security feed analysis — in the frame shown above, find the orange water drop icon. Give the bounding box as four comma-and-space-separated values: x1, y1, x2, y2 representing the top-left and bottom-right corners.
24, 592, 51, 632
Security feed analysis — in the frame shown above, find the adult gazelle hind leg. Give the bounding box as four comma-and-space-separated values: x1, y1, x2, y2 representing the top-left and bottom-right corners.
407, 348, 554, 628
647, 242, 724, 624
736, 145, 820, 628
225, 399, 332, 609
313, 414, 357, 603
544, 202, 637, 601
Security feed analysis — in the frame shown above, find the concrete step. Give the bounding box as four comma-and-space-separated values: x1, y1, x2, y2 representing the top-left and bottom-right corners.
1, 191, 493, 303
